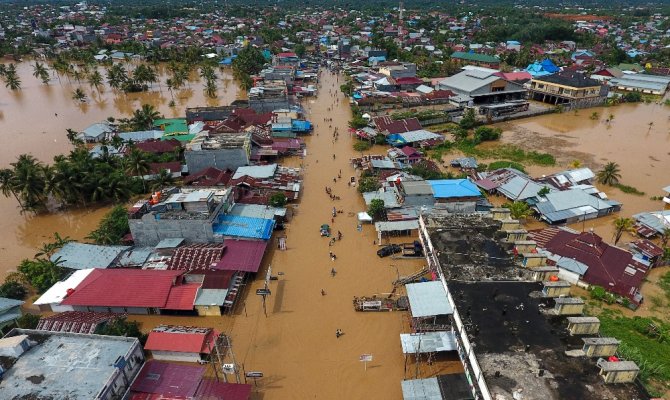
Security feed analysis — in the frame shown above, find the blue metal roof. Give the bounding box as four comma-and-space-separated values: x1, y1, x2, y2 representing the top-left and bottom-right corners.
213, 215, 274, 240
427, 179, 482, 198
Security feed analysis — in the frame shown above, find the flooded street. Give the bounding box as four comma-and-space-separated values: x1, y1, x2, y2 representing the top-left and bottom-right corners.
133, 71, 461, 399
0, 62, 240, 278
499, 102, 670, 240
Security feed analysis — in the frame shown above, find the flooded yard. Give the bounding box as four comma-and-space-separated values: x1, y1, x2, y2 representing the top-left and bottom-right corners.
0, 61, 240, 278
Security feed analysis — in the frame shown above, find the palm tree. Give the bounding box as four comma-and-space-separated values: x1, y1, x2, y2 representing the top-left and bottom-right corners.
10, 154, 47, 211
72, 88, 87, 102
3, 64, 21, 90
612, 217, 634, 245
32, 61, 50, 84
131, 104, 162, 130
503, 201, 533, 220
125, 149, 150, 192
88, 69, 104, 94
107, 64, 128, 90
596, 162, 622, 186
166, 78, 175, 100
151, 169, 175, 191
0, 168, 24, 210
205, 79, 217, 98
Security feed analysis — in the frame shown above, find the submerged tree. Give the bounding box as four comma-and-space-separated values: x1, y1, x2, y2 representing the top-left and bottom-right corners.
612, 217, 634, 245
503, 201, 533, 220
32, 61, 50, 84
596, 162, 622, 186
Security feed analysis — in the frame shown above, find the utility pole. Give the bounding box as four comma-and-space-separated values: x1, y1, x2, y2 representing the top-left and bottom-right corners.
212, 335, 227, 383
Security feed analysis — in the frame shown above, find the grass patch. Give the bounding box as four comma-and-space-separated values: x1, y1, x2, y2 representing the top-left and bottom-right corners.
483, 161, 527, 173
459, 143, 556, 166
614, 183, 645, 196
659, 271, 670, 301
598, 310, 670, 385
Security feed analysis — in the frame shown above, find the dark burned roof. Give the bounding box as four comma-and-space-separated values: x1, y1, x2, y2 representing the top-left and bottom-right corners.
533, 72, 602, 88
450, 281, 648, 400
424, 213, 520, 281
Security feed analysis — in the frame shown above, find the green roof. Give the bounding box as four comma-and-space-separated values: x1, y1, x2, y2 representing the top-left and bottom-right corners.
271, 131, 297, 138
161, 134, 195, 142
451, 51, 499, 63
154, 118, 188, 135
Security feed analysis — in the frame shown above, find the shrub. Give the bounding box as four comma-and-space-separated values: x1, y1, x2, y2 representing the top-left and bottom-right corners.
358, 176, 381, 193
473, 126, 502, 142
487, 160, 526, 173
459, 108, 477, 129
623, 91, 642, 102
353, 140, 372, 152
86, 205, 130, 245
269, 193, 287, 207
0, 281, 27, 300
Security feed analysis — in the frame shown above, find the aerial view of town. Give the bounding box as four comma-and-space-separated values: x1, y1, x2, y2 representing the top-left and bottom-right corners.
0, 0, 670, 399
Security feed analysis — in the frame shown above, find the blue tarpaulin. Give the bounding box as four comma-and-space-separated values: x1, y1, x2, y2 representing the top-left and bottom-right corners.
213, 215, 274, 240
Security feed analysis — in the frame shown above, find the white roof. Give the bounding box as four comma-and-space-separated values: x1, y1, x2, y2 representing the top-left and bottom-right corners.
232, 164, 277, 179
406, 281, 453, 317
34, 269, 95, 305
400, 331, 458, 354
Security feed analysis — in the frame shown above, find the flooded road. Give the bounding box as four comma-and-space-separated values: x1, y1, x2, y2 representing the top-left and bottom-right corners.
0, 62, 240, 278
499, 102, 670, 240
132, 71, 461, 399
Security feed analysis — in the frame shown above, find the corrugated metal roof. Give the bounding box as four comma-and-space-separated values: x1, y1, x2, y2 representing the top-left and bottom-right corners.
215, 239, 268, 273
155, 238, 185, 249
229, 204, 286, 219
131, 361, 205, 398
497, 176, 548, 201
399, 130, 442, 143
117, 247, 153, 267
51, 243, 129, 270
232, 164, 277, 179
375, 220, 420, 232
633, 210, 670, 234
60, 269, 185, 308
0, 297, 24, 313
427, 179, 481, 198
363, 189, 401, 208
401, 377, 442, 400
164, 283, 199, 310
195, 380, 252, 400
406, 281, 453, 317
118, 130, 164, 142
145, 329, 215, 353
33, 269, 96, 305
194, 289, 228, 306
400, 331, 457, 354
213, 215, 274, 240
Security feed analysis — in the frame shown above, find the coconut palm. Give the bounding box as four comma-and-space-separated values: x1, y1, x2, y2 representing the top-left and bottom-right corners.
3, 64, 21, 90
107, 64, 128, 90
130, 104, 162, 130
10, 154, 47, 211
596, 162, 622, 186
205, 79, 217, 98
125, 149, 150, 192
166, 78, 175, 100
32, 61, 50, 84
88, 69, 104, 94
612, 217, 634, 245
0, 168, 24, 210
72, 88, 87, 102
151, 169, 175, 191
503, 201, 533, 220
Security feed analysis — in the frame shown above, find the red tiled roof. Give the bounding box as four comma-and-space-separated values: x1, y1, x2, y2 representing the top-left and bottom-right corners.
164, 283, 199, 310
184, 167, 232, 187
145, 329, 217, 354
61, 269, 184, 308
168, 243, 226, 271
531, 229, 648, 303
373, 116, 422, 135
215, 240, 268, 273
277, 52, 297, 58
395, 77, 424, 85
131, 361, 205, 398
36, 311, 122, 334
400, 146, 421, 157
195, 379, 252, 400
135, 139, 181, 154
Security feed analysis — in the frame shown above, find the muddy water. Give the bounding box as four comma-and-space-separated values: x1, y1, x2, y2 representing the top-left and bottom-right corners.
498, 102, 670, 240
0, 62, 240, 278
131, 72, 462, 399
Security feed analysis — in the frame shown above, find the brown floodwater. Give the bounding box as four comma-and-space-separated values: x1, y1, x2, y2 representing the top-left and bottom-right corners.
0, 61, 240, 278
131, 72, 463, 399
498, 102, 670, 241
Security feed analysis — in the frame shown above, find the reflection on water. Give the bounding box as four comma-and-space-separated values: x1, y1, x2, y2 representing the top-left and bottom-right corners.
0, 61, 242, 277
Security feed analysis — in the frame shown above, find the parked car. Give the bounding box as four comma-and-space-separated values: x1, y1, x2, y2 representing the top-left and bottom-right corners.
377, 244, 402, 258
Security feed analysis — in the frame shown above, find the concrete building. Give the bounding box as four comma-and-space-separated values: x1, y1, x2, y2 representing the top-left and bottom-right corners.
144, 325, 219, 363
129, 188, 233, 246
0, 329, 144, 400
185, 132, 251, 174
529, 72, 607, 108
437, 69, 526, 104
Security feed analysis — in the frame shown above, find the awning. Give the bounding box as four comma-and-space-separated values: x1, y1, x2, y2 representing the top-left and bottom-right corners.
357, 212, 373, 222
